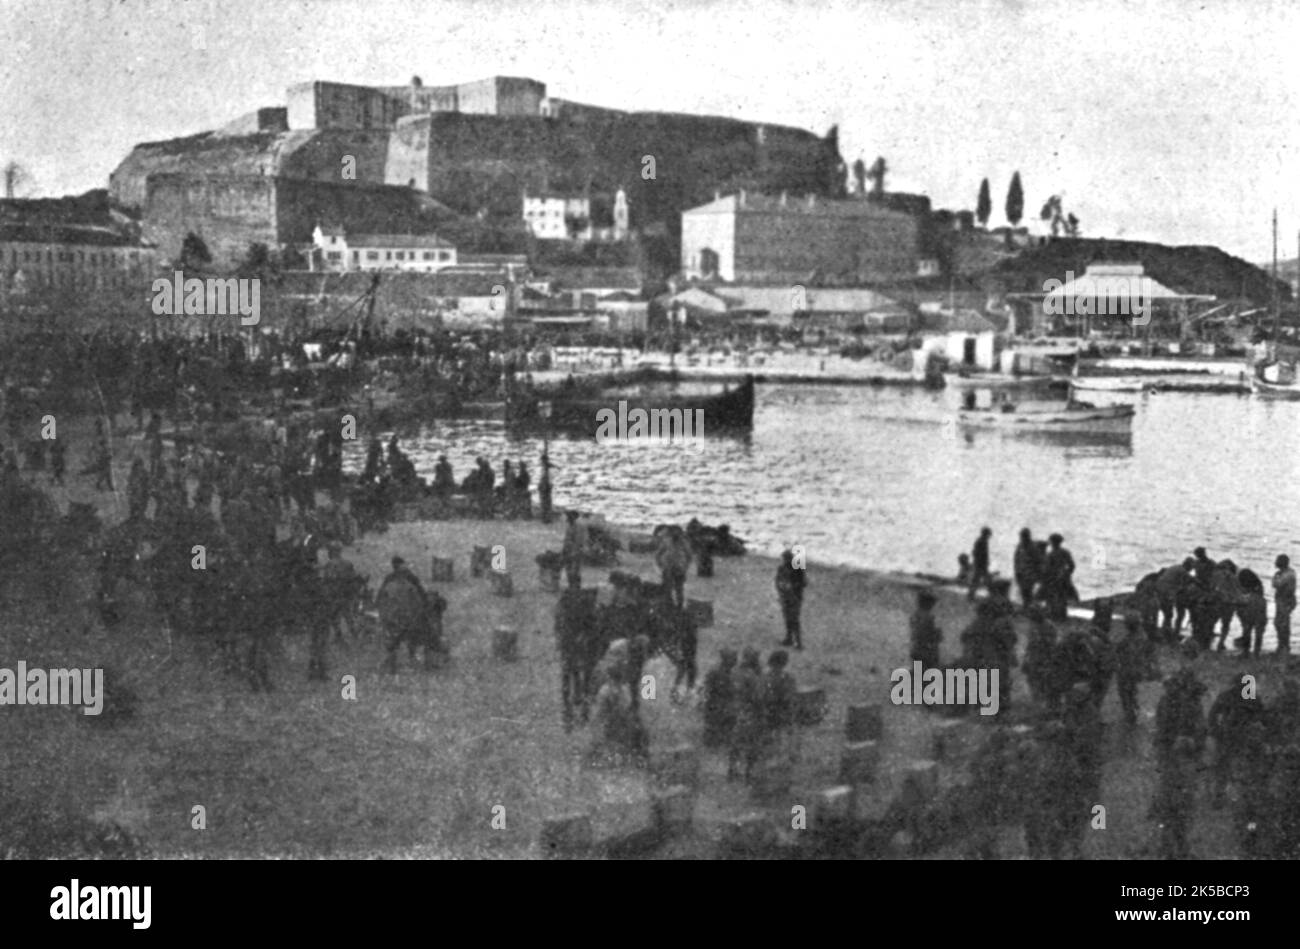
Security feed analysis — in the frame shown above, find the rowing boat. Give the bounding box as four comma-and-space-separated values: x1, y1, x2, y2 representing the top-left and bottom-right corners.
957, 401, 1135, 433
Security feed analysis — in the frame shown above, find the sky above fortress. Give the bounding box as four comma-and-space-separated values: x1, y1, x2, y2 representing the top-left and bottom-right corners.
3, 0, 1299, 263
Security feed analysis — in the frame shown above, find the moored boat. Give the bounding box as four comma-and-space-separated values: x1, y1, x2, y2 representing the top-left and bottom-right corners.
510, 375, 756, 436
1068, 376, 1153, 393
1250, 361, 1300, 399
957, 401, 1135, 433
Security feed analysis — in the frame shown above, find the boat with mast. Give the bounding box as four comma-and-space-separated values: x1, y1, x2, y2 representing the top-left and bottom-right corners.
1250, 210, 1300, 397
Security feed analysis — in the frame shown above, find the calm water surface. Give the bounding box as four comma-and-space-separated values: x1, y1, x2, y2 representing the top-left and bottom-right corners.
344, 384, 1300, 610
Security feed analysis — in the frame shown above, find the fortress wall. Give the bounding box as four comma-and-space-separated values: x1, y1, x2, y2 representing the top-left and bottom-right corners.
143, 174, 278, 268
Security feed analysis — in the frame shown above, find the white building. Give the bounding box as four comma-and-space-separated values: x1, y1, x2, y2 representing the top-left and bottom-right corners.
522, 193, 592, 240
311, 224, 457, 272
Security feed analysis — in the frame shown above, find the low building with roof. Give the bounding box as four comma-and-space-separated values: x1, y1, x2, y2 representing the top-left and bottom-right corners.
310, 224, 457, 273
1, 222, 157, 295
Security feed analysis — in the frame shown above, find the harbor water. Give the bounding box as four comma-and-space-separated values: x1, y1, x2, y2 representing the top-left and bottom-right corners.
345, 382, 1300, 640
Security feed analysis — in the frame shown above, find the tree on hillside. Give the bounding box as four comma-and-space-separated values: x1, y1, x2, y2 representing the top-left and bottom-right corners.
976, 178, 991, 227
853, 158, 868, 195
1006, 172, 1024, 226
866, 156, 888, 197
1040, 195, 1081, 237
238, 242, 273, 276
3, 161, 31, 199
179, 232, 212, 271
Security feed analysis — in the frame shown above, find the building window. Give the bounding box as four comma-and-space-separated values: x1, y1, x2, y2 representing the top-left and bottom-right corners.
367, 251, 379, 261
327, 252, 342, 261
395, 251, 405, 261
386, 252, 392, 260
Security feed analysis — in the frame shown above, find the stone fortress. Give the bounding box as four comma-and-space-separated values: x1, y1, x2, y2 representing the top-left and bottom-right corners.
109, 74, 845, 269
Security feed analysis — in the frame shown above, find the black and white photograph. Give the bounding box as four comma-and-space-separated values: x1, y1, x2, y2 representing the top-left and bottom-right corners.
0, 0, 1294, 918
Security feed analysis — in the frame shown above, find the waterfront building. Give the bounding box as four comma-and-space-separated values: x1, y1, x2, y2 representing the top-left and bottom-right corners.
310, 225, 457, 273
680, 190, 922, 283
0, 222, 157, 295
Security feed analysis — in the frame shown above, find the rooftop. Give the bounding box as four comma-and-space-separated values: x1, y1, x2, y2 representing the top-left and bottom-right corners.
346, 233, 454, 249
0, 223, 152, 248
685, 192, 913, 218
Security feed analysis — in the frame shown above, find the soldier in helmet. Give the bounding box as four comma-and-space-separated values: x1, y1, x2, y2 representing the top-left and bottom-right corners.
1113, 613, 1152, 726
1207, 671, 1268, 809
701, 648, 739, 749
1155, 639, 1208, 768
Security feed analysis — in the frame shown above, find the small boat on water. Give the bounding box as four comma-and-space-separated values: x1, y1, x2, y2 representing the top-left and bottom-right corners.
945, 372, 1063, 389
1068, 376, 1153, 393
958, 401, 1135, 433
509, 374, 756, 436
1250, 361, 1300, 399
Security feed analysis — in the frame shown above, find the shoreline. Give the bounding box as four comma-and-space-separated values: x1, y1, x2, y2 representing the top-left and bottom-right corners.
0, 410, 1284, 859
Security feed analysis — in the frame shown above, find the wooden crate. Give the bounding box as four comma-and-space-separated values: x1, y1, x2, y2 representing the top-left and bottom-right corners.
652, 786, 695, 837
794, 687, 827, 726
845, 703, 884, 742
430, 557, 454, 583
538, 564, 561, 593
490, 571, 514, 598
839, 740, 881, 786
539, 813, 593, 857
470, 546, 492, 577
686, 598, 714, 628
492, 626, 519, 661
812, 785, 855, 825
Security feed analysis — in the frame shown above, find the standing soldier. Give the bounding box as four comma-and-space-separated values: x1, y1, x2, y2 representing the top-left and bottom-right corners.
1235, 567, 1268, 658
909, 589, 942, 669
377, 555, 433, 673
320, 540, 362, 643
775, 548, 807, 650
1155, 558, 1196, 642
538, 449, 554, 524
1154, 640, 1208, 768
1207, 672, 1268, 809
764, 649, 797, 768
1022, 605, 1066, 714
701, 648, 738, 749
1013, 527, 1043, 607
561, 510, 586, 589
555, 576, 597, 731
729, 647, 766, 783
654, 525, 693, 610
1041, 533, 1076, 620
968, 527, 993, 601
1114, 614, 1152, 726
1273, 554, 1296, 655
1211, 559, 1243, 652
1084, 600, 1117, 713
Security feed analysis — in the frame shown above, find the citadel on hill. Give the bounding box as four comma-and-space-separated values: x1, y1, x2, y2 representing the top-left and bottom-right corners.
1, 71, 1291, 338
106, 73, 846, 270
